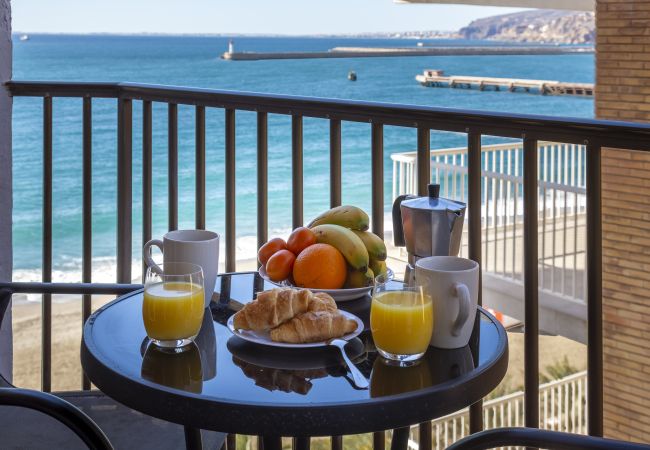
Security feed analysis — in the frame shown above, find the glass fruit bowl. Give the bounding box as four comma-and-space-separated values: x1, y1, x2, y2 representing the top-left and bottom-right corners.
258, 266, 393, 302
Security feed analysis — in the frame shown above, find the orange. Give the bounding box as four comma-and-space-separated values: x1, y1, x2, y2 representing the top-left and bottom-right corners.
286, 227, 317, 256
293, 243, 347, 289
266, 249, 296, 282
258, 238, 287, 266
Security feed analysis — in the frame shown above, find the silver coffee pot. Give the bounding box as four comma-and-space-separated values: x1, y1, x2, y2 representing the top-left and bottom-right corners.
392, 184, 466, 282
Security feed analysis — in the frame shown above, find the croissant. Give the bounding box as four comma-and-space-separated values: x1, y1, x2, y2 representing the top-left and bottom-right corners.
233, 288, 336, 331
270, 311, 357, 344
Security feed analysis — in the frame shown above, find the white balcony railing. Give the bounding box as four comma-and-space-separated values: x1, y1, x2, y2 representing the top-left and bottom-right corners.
406, 370, 588, 449
392, 142, 587, 304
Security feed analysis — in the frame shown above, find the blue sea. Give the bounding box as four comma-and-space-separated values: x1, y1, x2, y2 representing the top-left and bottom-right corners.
11, 35, 594, 282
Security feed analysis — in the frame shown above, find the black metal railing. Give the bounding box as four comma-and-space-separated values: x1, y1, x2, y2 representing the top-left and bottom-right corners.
7, 80, 650, 449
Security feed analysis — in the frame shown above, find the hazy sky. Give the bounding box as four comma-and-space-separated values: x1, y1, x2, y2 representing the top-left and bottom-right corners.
12, 0, 525, 35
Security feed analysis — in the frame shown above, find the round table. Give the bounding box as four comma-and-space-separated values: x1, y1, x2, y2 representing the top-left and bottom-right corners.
81, 272, 508, 450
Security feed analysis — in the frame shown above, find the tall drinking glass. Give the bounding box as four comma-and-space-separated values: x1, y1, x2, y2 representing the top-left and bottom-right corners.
143, 262, 205, 349
370, 274, 433, 366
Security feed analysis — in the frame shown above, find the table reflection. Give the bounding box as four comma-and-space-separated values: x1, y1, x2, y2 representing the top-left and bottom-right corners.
140, 308, 217, 393
232, 357, 329, 394
225, 330, 475, 398
370, 345, 474, 398
228, 336, 367, 394
141, 343, 203, 393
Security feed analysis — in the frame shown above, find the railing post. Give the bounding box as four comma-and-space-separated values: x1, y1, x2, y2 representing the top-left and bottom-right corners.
42, 95, 52, 392
523, 137, 539, 429
0, 0, 12, 386
292, 115, 303, 228
82, 96, 92, 390
417, 127, 430, 196
117, 98, 132, 284
586, 142, 602, 437
373, 431, 385, 450
168, 103, 178, 231
195, 106, 206, 230
371, 123, 384, 238
468, 131, 483, 433
257, 112, 268, 253
225, 109, 236, 272
142, 100, 152, 280
330, 119, 342, 208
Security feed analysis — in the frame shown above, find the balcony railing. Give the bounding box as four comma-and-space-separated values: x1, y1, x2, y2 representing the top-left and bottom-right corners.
6, 80, 650, 449
392, 142, 587, 304
407, 370, 588, 450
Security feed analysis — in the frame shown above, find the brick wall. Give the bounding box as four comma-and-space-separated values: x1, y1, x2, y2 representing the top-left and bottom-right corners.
596, 0, 650, 443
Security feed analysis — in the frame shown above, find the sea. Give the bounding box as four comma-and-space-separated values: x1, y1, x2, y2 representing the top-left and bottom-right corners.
11, 35, 594, 284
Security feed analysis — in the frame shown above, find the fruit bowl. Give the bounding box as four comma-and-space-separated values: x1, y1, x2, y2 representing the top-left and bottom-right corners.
258, 266, 393, 302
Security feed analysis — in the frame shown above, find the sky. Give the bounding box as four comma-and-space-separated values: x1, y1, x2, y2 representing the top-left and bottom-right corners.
11, 0, 525, 35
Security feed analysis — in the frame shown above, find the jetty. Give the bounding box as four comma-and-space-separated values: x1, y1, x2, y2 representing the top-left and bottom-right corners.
415, 70, 594, 96
221, 45, 593, 61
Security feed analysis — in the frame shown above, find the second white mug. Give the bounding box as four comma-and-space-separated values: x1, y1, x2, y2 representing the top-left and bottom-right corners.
143, 229, 220, 308
415, 256, 479, 349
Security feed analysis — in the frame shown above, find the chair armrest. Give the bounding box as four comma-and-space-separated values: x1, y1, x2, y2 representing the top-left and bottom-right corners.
0, 387, 113, 450
447, 428, 650, 450
0, 288, 11, 320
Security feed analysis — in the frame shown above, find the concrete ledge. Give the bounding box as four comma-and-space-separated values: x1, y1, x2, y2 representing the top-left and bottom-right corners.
483, 273, 587, 343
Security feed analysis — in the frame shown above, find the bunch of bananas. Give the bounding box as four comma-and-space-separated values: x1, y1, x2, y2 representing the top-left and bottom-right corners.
308, 205, 388, 288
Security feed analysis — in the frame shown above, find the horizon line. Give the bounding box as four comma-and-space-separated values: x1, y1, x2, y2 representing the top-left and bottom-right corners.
11, 31, 458, 38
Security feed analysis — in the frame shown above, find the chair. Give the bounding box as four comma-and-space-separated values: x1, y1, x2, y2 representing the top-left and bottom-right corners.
0, 283, 225, 450
447, 427, 650, 450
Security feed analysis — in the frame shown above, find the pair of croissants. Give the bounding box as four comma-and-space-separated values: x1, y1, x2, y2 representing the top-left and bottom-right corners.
233, 288, 357, 343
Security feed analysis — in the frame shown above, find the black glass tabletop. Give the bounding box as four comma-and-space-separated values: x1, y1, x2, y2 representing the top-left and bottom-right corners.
81, 272, 508, 437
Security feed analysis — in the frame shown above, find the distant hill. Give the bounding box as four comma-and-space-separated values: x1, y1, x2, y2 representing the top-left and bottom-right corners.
458, 10, 595, 45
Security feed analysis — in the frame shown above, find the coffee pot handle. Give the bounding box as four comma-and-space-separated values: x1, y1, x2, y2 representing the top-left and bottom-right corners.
451, 282, 471, 337
392, 194, 413, 247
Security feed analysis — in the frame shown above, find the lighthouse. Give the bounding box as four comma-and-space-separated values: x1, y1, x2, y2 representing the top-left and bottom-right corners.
228, 40, 234, 55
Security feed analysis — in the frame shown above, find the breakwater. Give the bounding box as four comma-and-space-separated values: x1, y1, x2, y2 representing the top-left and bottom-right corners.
416, 70, 594, 96
221, 46, 593, 61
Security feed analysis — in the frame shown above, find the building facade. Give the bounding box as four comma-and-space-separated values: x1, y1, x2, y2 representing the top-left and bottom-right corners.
595, 0, 650, 442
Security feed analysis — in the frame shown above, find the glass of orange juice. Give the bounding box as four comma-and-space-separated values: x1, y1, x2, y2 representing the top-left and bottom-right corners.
143, 262, 205, 349
370, 274, 433, 366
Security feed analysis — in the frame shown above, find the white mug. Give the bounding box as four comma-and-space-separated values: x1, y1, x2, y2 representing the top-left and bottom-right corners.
415, 256, 479, 349
143, 229, 219, 308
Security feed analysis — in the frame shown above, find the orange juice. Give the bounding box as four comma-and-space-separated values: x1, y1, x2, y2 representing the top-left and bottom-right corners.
370, 291, 433, 355
143, 282, 204, 341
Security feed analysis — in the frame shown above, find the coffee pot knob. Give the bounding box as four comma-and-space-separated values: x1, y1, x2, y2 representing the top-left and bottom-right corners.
428, 184, 441, 198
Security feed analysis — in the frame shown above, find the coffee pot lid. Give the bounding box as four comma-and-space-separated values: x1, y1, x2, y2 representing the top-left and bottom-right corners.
401, 184, 466, 212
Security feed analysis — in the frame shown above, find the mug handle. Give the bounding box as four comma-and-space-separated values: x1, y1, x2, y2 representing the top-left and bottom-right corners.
143, 239, 164, 275
451, 282, 471, 337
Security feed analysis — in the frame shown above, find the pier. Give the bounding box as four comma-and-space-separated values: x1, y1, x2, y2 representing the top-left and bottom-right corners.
415, 70, 594, 96
221, 45, 593, 61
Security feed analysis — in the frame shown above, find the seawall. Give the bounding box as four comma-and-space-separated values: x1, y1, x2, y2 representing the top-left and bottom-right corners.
222, 45, 594, 61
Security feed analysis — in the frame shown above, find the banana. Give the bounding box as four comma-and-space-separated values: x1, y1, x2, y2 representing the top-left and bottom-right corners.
311, 224, 369, 272
345, 267, 374, 288
352, 230, 387, 261
370, 259, 388, 278
307, 205, 369, 231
